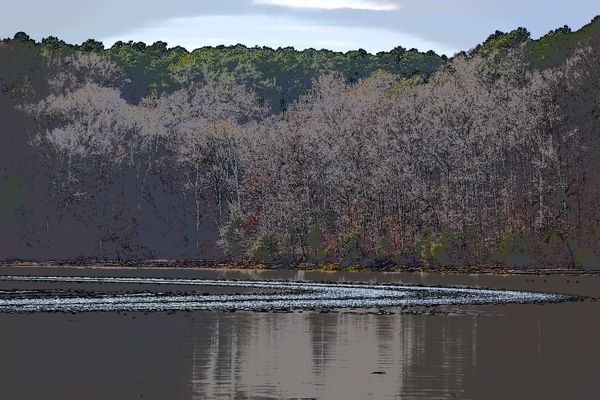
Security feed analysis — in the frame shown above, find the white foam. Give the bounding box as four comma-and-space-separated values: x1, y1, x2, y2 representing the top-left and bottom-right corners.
0, 276, 572, 313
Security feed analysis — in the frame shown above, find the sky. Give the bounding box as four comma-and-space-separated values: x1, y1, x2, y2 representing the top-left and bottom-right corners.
2, 1, 599, 56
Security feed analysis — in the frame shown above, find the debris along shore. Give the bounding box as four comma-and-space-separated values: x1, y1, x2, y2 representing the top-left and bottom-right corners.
1, 259, 599, 276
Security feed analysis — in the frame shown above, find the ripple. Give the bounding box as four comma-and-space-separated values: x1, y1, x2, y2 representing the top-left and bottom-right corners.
0, 276, 576, 313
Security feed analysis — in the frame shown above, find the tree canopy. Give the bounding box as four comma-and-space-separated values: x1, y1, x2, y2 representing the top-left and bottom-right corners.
1, 17, 599, 268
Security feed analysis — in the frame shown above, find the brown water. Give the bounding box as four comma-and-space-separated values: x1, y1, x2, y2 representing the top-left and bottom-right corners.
0, 267, 598, 399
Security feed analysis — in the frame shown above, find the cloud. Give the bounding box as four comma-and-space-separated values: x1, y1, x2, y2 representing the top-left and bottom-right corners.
254, 0, 400, 11
101, 14, 457, 55
2, 0, 597, 56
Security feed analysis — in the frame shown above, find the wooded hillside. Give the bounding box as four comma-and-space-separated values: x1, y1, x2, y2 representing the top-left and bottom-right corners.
1, 17, 599, 268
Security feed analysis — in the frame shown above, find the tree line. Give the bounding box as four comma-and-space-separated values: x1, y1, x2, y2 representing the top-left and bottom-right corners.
0, 18, 599, 268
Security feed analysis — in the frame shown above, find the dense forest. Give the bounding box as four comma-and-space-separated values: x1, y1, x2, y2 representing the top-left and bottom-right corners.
1, 17, 599, 269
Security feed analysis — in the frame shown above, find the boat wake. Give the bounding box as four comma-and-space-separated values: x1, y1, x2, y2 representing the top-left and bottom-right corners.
0, 276, 575, 313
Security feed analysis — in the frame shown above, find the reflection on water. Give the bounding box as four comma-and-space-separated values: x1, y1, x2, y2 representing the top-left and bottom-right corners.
188, 312, 428, 399
0, 267, 598, 399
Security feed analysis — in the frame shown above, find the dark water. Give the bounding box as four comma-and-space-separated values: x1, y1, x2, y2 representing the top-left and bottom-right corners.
0, 267, 598, 399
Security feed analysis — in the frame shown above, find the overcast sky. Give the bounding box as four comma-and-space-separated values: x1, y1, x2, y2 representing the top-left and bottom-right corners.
2, 1, 599, 56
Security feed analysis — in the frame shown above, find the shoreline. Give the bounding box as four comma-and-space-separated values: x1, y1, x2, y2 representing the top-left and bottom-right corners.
1, 260, 599, 276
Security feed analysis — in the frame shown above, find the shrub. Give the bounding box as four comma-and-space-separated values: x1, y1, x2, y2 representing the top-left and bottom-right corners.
221, 217, 246, 260
306, 224, 325, 260
375, 229, 393, 260
250, 234, 278, 262
416, 231, 461, 266
430, 230, 458, 266
491, 229, 532, 267
416, 234, 433, 264
342, 226, 362, 258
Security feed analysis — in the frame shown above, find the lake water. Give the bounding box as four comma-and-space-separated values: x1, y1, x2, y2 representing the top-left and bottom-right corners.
0, 267, 598, 399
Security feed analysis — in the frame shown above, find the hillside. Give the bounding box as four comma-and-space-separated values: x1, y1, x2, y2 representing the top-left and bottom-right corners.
0, 17, 599, 268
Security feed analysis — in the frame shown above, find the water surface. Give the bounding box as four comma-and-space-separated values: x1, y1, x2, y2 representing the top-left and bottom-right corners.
0, 274, 569, 312
0, 267, 597, 399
